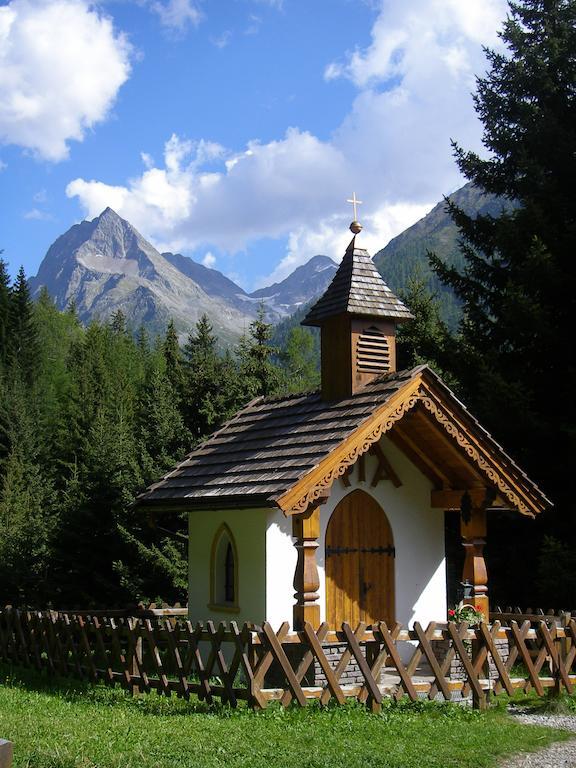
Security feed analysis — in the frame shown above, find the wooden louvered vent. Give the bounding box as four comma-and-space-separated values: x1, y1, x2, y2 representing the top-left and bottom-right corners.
356, 326, 390, 374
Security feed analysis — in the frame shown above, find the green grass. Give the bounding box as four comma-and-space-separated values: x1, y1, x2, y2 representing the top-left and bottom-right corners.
0, 666, 572, 768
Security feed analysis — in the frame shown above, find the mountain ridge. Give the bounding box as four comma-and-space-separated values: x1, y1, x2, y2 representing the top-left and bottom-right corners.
30, 208, 250, 342
373, 182, 509, 327
31, 183, 502, 342
30, 208, 338, 339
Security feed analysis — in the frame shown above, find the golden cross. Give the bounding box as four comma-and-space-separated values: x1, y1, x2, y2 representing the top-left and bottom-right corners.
346, 192, 363, 221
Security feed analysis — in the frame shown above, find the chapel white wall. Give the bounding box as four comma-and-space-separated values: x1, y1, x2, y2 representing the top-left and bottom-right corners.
188, 507, 267, 624
265, 508, 298, 628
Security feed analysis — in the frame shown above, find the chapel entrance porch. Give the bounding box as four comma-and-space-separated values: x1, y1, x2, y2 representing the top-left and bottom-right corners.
325, 489, 395, 629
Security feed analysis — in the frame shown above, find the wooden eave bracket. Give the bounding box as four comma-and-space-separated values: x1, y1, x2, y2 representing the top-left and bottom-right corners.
430, 488, 506, 511
275, 370, 546, 519
417, 380, 545, 517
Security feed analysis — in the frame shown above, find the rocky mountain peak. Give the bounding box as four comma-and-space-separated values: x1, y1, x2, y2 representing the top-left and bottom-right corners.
30, 208, 343, 340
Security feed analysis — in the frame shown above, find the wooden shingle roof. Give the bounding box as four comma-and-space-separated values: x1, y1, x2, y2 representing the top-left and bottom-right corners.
138, 367, 417, 509
302, 237, 413, 326
137, 365, 550, 518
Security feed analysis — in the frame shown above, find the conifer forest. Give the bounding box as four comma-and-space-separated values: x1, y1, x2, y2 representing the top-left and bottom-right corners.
0, 275, 319, 607
1, 0, 576, 611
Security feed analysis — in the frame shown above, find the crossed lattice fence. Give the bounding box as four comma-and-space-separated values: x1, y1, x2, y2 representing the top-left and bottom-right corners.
0, 607, 575, 711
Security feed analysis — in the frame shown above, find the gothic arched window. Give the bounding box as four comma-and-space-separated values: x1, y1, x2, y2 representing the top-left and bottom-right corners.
209, 524, 239, 611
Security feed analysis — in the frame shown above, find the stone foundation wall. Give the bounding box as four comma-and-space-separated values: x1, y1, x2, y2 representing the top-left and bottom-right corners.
262, 635, 511, 689
263, 642, 378, 688
314, 642, 369, 687
434, 637, 510, 680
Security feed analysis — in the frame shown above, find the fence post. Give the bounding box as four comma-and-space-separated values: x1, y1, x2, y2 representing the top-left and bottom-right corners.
552, 614, 570, 698
561, 613, 570, 679
471, 635, 487, 711
129, 619, 143, 697
0, 739, 13, 768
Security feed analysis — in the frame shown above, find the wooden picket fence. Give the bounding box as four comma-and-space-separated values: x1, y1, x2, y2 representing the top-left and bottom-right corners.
491, 606, 576, 623
0, 607, 575, 711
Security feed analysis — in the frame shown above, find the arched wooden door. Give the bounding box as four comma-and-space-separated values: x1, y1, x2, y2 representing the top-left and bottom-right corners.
325, 490, 395, 628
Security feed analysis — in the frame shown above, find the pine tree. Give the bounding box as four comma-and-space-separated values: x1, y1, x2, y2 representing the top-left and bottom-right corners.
0, 255, 10, 369
66, 297, 78, 320
136, 325, 150, 358
110, 309, 128, 337
52, 321, 144, 605
238, 304, 281, 398
8, 266, 39, 382
396, 274, 451, 378
163, 320, 183, 399
216, 348, 248, 421
137, 362, 188, 479
0, 377, 55, 605
431, 0, 576, 485
279, 327, 320, 394
182, 315, 222, 440
33, 287, 82, 476
429, 0, 576, 604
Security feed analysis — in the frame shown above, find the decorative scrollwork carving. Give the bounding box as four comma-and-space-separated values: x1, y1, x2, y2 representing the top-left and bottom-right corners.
285, 391, 421, 515
418, 393, 530, 515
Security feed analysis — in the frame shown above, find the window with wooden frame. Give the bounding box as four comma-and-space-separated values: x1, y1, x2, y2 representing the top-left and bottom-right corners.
209, 524, 239, 612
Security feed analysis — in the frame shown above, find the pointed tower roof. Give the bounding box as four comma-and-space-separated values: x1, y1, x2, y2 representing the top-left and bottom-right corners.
301, 237, 413, 327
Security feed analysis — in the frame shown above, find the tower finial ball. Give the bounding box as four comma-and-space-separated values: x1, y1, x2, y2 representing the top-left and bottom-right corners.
350, 220, 363, 234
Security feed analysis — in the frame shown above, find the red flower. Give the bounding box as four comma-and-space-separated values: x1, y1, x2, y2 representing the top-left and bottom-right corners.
448, 609, 456, 616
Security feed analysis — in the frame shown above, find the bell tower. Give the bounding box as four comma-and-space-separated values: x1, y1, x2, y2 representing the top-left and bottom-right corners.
302, 202, 413, 401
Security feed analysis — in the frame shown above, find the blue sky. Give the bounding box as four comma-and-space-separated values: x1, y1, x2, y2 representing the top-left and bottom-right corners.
0, 0, 508, 290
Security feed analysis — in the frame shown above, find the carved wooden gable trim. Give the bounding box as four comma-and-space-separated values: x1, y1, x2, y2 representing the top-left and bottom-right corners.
417, 388, 534, 516
275, 370, 548, 518
275, 378, 423, 515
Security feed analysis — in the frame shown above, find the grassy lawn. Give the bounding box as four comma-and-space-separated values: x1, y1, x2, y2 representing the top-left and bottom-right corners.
0, 666, 572, 768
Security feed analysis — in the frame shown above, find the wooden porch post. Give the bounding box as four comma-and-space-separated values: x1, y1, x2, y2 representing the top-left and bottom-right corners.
292, 504, 321, 630
460, 505, 489, 618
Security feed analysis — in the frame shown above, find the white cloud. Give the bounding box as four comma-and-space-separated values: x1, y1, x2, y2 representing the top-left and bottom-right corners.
67, 0, 508, 282
202, 251, 216, 268
67, 129, 349, 253
326, 0, 505, 88
244, 14, 261, 35
211, 30, 231, 49
0, 159, 6, 172
24, 207, 53, 221
0, 0, 131, 162
255, 201, 433, 288
151, 0, 201, 32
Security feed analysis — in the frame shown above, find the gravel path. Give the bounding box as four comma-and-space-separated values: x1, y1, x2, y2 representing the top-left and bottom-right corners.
500, 709, 576, 767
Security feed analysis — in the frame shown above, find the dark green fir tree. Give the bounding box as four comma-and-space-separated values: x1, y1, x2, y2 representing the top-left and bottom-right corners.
182, 314, 222, 440
238, 304, 281, 398
279, 326, 320, 393
0, 255, 10, 369
9, 266, 39, 382
163, 319, 183, 399
429, 0, 576, 605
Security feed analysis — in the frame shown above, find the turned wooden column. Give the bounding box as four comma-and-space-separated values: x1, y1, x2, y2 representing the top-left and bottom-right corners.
460, 504, 489, 618
292, 505, 321, 630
